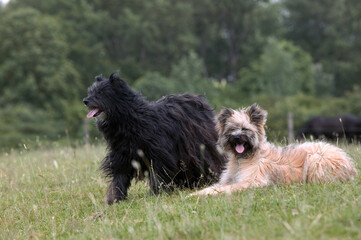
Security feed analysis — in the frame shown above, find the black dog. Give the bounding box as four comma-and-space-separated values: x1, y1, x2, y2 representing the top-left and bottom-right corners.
83, 73, 225, 204
297, 114, 361, 142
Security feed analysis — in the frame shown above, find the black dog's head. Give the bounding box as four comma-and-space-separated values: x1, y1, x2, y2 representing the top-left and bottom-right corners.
216, 104, 268, 159
83, 73, 138, 121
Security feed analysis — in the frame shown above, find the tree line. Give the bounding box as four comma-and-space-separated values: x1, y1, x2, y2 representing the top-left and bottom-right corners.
1, 0, 361, 149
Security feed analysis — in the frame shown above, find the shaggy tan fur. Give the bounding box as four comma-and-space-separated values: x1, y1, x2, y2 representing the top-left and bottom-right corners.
192, 104, 357, 196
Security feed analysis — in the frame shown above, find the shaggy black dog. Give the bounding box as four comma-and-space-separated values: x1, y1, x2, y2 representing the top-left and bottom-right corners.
83, 73, 225, 204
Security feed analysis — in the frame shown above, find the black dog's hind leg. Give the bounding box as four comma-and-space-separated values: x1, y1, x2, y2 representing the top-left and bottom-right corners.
107, 174, 132, 204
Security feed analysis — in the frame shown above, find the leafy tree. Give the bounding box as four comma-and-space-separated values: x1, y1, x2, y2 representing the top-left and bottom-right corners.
0, 104, 59, 149
0, 7, 81, 109
8, 0, 285, 82
88, 0, 197, 78
0, 7, 84, 142
313, 63, 335, 96
1, 0, 361, 148
190, 0, 284, 80
133, 72, 175, 101
170, 52, 218, 100
236, 38, 315, 97
8, 0, 116, 85
134, 52, 218, 101
284, 0, 361, 95
344, 86, 361, 116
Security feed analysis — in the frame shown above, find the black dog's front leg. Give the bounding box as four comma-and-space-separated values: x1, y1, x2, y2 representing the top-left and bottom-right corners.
107, 174, 132, 204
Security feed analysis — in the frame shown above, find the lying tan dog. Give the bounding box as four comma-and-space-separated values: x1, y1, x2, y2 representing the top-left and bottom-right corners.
192, 104, 357, 196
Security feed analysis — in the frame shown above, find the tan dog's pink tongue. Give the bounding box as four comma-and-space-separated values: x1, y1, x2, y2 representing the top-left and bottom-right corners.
87, 109, 99, 119
236, 144, 244, 153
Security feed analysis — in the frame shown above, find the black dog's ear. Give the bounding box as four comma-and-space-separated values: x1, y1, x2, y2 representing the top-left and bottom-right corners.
95, 74, 104, 82
216, 107, 234, 135
109, 73, 123, 84
246, 103, 267, 127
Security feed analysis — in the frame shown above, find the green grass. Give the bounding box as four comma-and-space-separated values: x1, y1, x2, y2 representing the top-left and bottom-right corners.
1, 144, 360, 239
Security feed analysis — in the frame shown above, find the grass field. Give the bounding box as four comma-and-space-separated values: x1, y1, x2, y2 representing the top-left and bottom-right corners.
1, 143, 360, 239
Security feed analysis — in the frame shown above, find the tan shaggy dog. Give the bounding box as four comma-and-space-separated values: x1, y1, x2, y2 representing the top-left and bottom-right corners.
192, 104, 358, 196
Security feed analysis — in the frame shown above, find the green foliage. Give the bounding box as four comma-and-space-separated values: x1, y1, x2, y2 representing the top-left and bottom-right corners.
0, 7, 81, 110
134, 52, 219, 102
313, 63, 335, 96
0, 0, 361, 148
170, 51, 217, 98
284, 0, 361, 95
237, 38, 315, 98
190, 0, 284, 80
8, 0, 115, 82
133, 72, 175, 101
0, 105, 59, 149
345, 86, 361, 116
0, 7, 85, 145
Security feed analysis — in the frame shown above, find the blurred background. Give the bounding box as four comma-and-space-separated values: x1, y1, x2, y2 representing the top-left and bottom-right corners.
1, 0, 361, 150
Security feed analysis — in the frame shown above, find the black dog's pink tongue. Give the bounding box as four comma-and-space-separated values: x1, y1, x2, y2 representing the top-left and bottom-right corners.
235, 144, 245, 153
87, 109, 99, 119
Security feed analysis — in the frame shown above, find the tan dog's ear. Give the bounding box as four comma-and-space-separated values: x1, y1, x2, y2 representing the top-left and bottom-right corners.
217, 107, 234, 135
246, 103, 268, 127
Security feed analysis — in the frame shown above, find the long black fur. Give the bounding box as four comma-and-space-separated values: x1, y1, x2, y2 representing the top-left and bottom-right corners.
83, 73, 225, 204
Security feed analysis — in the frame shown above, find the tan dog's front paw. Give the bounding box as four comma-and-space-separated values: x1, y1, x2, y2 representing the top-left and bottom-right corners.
190, 186, 223, 196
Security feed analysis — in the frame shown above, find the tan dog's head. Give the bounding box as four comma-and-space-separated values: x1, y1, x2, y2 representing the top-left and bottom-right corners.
216, 103, 268, 158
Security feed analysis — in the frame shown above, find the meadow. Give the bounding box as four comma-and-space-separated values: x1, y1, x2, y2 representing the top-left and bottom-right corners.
1, 143, 360, 239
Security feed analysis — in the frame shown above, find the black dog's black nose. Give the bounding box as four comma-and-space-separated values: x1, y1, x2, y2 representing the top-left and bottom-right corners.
83, 98, 89, 105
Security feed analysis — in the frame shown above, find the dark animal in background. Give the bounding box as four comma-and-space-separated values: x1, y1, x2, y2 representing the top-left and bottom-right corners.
83, 73, 225, 204
297, 114, 361, 142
